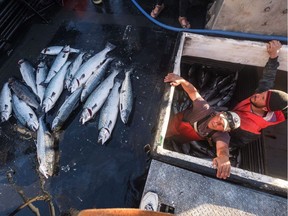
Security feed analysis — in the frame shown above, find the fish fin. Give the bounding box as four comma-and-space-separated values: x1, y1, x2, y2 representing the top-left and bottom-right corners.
83, 52, 91, 61
40, 81, 49, 88
35, 106, 45, 117
105, 42, 116, 51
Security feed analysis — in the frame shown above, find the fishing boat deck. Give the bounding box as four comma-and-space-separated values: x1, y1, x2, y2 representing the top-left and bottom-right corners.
0, 1, 180, 215
0, 0, 287, 215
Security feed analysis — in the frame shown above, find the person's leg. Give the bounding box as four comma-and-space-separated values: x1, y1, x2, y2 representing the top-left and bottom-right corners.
156, 0, 164, 5
179, 0, 189, 17
178, 0, 191, 28
151, 0, 165, 18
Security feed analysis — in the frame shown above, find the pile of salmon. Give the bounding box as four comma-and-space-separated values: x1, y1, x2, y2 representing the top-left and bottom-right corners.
173, 64, 238, 114
0, 42, 133, 178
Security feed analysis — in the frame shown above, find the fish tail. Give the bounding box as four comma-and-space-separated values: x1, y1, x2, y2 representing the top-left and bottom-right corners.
39, 164, 49, 179
114, 78, 122, 85
105, 42, 116, 51
125, 68, 133, 75
36, 106, 45, 117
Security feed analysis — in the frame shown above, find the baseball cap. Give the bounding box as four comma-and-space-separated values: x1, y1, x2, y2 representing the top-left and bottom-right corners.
220, 111, 241, 131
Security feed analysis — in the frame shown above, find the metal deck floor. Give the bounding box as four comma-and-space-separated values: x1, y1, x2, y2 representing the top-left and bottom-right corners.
142, 160, 287, 216
0, 1, 180, 215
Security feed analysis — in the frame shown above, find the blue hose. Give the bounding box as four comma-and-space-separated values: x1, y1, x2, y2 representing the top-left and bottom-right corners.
131, 0, 287, 43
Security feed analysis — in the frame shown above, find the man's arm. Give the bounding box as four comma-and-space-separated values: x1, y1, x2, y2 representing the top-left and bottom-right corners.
164, 73, 202, 101
255, 40, 282, 93
212, 140, 231, 179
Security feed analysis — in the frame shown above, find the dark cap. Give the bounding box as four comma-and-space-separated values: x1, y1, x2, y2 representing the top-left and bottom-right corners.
266, 90, 288, 111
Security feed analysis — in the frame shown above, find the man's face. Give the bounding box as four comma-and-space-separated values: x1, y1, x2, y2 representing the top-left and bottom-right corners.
208, 113, 226, 131
250, 91, 268, 108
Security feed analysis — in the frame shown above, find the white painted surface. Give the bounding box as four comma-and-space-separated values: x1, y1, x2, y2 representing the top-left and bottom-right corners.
182, 33, 288, 71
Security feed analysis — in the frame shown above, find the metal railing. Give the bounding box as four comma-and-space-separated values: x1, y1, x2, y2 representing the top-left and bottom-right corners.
0, 0, 62, 53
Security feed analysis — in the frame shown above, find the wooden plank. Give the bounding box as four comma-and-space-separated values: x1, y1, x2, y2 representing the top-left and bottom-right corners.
182, 33, 288, 71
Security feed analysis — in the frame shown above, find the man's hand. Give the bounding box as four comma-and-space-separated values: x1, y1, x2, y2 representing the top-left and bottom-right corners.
212, 155, 231, 179
164, 73, 184, 86
267, 40, 282, 59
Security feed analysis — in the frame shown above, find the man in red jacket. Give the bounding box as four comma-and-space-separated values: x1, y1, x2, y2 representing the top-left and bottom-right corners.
230, 40, 287, 147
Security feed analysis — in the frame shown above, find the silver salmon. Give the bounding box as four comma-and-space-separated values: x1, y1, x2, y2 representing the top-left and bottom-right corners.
36, 61, 48, 105
18, 59, 37, 96
80, 68, 119, 124
64, 52, 86, 89
44, 45, 70, 83
36, 116, 55, 178
51, 87, 82, 131
41, 46, 80, 55
42, 61, 71, 113
98, 80, 121, 145
80, 57, 114, 102
8, 77, 40, 109
119, 69, 133, 124
69, 42, 116, 93
0, 82, 12, 122
12, 94, 39, 131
